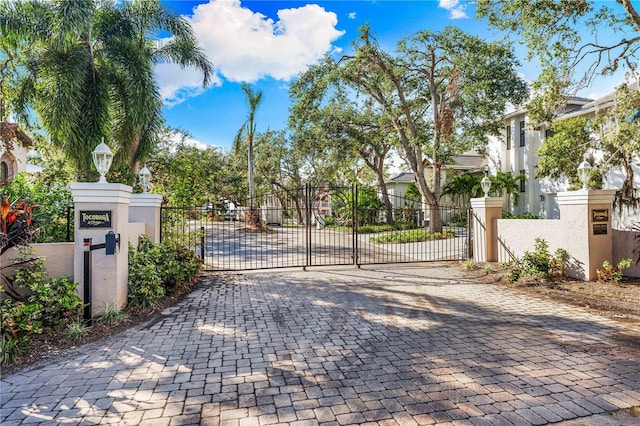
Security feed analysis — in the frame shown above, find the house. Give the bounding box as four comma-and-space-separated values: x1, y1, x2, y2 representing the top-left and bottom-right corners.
385, 151, 488, 210
487, 83, 640, 224
0, 122, 33, 183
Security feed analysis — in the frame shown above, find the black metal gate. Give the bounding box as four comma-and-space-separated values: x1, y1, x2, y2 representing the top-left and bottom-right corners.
160, 185, 470, 271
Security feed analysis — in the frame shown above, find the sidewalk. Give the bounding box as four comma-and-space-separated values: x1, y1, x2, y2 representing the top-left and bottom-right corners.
2, 264, 640, 425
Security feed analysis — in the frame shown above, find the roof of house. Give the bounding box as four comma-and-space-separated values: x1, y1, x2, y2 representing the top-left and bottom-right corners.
386, 152, 487, 183
449, 154, 488, 170
1, 121, 33, 148
560, 82, 639, 120
504, 96, 594, 120
386, 171, 415, 183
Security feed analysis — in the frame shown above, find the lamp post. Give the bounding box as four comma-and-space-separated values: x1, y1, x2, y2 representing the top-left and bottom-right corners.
92, 140, 113, 183
138, 165, 151, 193
481, 175, 491, 197
577, 160, 592, 190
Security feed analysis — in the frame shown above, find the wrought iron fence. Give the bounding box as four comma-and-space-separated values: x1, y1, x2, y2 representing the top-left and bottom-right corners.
161, 185, 471, 271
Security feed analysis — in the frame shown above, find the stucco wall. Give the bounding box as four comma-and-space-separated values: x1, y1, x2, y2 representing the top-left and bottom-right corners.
1, 242, 74, 280
613, 229, 640, 277
128, 222, 146, 249
495, 218, 589, 279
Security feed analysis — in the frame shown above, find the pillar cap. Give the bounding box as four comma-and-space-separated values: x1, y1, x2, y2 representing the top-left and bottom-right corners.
70, 183, 132, 204
470, 197, 504, 209
130, 193, 163, 208
557, 189, 616, 206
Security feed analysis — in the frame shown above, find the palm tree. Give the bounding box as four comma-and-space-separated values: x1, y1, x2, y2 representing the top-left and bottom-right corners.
0, 0, 213, 178
234, 83, 263, 224
115, 0, 213, 172
490, 170, 526, 212
439, 172, 482, 206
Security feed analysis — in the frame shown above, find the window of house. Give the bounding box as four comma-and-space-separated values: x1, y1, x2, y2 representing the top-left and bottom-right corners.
545, 128, 554, 139
0, 161, 8, 182
519, 121, 525, 147
519, 169, 526, 193
506, 125, 511, 150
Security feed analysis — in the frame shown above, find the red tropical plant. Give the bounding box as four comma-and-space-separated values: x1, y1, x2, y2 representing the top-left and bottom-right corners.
1, 196, 39, 255
1, 196, 40, 301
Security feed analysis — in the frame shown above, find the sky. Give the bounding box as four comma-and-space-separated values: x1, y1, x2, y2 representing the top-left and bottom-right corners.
157, 0, 628, 151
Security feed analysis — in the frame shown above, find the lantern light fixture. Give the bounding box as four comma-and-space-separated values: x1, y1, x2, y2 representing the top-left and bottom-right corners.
138, 165, 151, 193
92, 139, 113, 183
577, 160, 592, 190
481, 175, 491, 198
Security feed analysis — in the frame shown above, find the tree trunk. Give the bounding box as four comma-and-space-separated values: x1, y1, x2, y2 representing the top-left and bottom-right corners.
129, 132, 143, 173
376, 172, 394, 224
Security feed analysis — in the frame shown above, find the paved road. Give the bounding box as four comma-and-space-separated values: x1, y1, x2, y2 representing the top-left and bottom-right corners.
203, 224, 468, 270
2, 264, 640, 425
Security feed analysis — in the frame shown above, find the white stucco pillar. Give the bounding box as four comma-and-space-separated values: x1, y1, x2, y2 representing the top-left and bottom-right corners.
70, 183, 132, 317
470, 197, 503, 262
130, 193, 163, 244
557, 190, 616, 281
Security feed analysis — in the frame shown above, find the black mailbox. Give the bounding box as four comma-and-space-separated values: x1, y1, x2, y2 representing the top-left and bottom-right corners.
105, 231, 120, 255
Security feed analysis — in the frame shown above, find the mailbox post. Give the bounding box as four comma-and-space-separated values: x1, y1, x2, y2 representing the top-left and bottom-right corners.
82, 232, 120, 325
71, 183, 132, 318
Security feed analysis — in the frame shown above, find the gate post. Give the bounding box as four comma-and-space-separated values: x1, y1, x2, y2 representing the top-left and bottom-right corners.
129, 192, 163, 244
70, 183, 132, 317
469, 196, 503, 262
305, 183, 311, 268
353, 184, 359, 266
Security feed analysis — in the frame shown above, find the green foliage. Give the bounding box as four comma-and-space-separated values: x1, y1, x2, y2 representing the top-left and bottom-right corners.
151, 131, 229, 207
502, 211, 540, 219
100, 303, 126, 326
370, 229, 455, 244
0, 256, 82, 364
597, 258, 632, 284
0, 334, 27, 366
357, 221, 417, 234
507, 238, 569, 283
404, 184, 421, 202
537, 118, 601, 191
0, 193, 39, 255
66, 320, 89, 341
128, 236, 203, 309
490, 171, 525, 212
461, 259, 476, 271
1, 0, 213, 177
477, 0, 639, 123
355, 188, 385, 226
1, 173, 73, 243
127, 243, 165, 309
440, 173, 483, 205
447, 211, 469, 227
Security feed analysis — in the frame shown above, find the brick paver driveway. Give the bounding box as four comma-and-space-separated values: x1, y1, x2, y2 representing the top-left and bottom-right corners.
2, 264, 640, 425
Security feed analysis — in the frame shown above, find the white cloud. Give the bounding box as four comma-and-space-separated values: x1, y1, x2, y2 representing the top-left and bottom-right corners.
348, 12, 356, 19
166, 130, 211, 151
155, 0, 344, 105
156, 61, 222, 107
438, 0, 468, 19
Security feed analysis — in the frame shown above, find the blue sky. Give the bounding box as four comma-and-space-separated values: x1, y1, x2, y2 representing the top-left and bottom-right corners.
157, 0, 626, 151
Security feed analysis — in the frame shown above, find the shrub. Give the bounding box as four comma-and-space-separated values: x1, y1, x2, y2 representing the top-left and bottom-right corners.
128, 243, 165, 309
357, 221, 418, 234
128, 236, 203, 309
100, 303, 126, 326
596, 258, 631, 284
1, 257, 82, 343
0, 334, 27, 366
370, 229, 455, 244
0, 174, 72, 243
66, 320, 90, 341
507, 238, 569, 283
